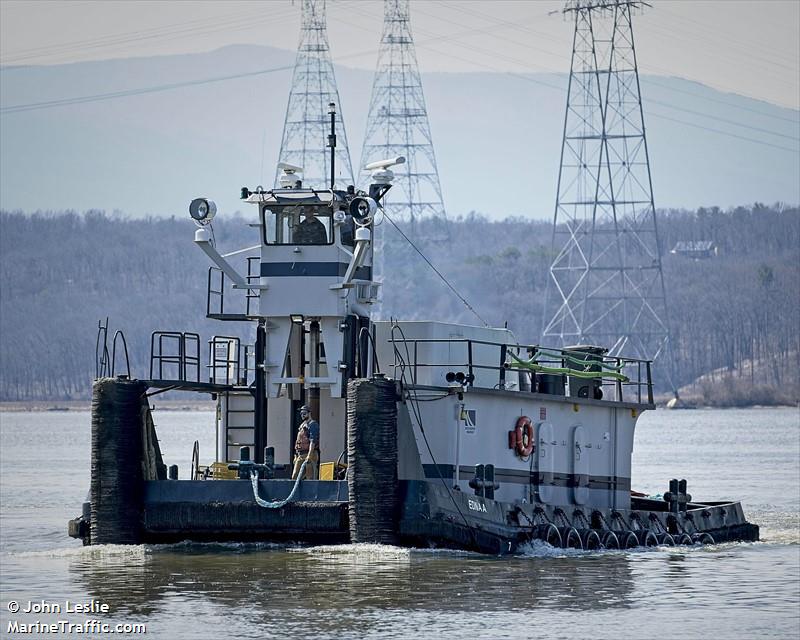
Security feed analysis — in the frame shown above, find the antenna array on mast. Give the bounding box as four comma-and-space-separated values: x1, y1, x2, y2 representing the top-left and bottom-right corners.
275, 0, 354, 189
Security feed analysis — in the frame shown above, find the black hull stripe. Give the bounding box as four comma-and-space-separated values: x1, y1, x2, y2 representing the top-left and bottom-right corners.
261, 262, 372, 279
422, 464, 631, 492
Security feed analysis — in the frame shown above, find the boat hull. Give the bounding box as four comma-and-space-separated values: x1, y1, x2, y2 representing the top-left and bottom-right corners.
397, 480, 758, 554
69, 478, 758, 553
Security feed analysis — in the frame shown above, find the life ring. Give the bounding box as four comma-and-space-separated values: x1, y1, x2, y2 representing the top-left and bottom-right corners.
515, 416, 534, 457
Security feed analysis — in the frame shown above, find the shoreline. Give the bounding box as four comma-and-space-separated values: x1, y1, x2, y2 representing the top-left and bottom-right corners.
0, 399, 216, 412
1, 398, 795, 413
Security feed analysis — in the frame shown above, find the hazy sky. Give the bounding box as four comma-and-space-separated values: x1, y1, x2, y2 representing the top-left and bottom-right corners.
1, 0, 798, 109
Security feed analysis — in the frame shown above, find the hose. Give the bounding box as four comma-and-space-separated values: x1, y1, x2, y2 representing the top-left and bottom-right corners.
507, 352, 629, 382
250, 460, 307, 509
534, 348, 626, 371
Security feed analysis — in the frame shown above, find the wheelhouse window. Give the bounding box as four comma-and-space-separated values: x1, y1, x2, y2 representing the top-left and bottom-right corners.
263, 205, 333, 245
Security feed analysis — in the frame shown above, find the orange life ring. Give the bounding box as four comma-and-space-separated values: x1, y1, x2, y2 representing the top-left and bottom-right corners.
515, 416, 534, 457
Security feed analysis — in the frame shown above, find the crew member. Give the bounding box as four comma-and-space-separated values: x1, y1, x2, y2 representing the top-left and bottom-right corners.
293, 207, 327, 244
291, 405, 320, 480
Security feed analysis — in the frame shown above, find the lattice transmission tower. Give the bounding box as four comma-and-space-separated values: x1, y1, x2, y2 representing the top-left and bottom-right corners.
542, 0, 673, 379
359, 0, 447, 229
275, 0, 354, 189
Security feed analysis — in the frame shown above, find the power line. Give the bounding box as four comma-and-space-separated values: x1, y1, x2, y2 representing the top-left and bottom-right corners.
414, 34, 798, 151
638, 56, 798, 113
438, 0, 562, 44
1, 13, 567, 114
381, 3, 800, 144
647, 110, 798, 153
1, 9, 264, 63
410, 2, 566, 74
427, 0, 800, 122
417, 0, 566, 67
2, 3, 797, 156
655, 5, 799, 71
333, 6, 568, 90
4, 50, 794, 158
0, 3, 341, 65
647, 98, 798, 143
403, 34, 799, 153
0, 64, 295, 114
640, 17, 798, 76
641, 77, 799, 126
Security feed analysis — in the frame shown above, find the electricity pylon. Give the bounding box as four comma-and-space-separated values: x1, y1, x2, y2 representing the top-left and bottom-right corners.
359, 0, 447, 230
275, 0, 354, 189
542, 0, 674, 388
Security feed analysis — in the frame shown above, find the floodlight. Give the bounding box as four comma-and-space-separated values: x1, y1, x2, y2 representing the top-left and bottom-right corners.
189, 198, 217, 225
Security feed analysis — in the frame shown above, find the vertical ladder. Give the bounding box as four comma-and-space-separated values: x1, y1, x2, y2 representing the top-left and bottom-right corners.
217, 391, 256, 462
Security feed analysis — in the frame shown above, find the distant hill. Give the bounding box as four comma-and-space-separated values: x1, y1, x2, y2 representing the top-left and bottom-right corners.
1, 44, 798, 219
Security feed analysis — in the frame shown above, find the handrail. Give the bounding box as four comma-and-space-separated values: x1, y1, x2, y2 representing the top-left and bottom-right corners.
184, 333, 201, 382
207, 267, 224, 317
95, 318, 110, 378
387, 335, 653, 403
111, 330, 131, 378
246, 256, 260, 317
149, 331, 254, 386
386, 336, 653, 365
207, 256, 260, 319
96, 319, 132, 379
150, 331, 200, 383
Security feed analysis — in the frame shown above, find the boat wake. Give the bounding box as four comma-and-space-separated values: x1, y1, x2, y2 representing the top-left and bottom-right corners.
3, 543, 147, 560
301, 542, 480, 559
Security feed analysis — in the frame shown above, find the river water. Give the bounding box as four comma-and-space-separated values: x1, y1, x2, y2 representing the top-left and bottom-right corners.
0, 407, 798, 639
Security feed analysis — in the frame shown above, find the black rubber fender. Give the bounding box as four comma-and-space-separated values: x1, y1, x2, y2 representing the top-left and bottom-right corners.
618, 531, 639, 549
692, 532, 715, 545
636, 530, 659, 547
559, 526, 583, 549
90, 377, 147, 545
675, 532, 694, 545
535, 523, 562, 548
601, 530, 620, 549
580, 529, 602, 550
656, 533, 676, 546
347, 377, 399, 545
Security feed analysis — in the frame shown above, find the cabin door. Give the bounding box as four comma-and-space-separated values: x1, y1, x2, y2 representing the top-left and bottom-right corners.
535, 421, 555, 504
571, 425, 589, 505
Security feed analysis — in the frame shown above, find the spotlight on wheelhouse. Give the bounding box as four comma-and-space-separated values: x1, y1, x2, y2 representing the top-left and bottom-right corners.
189, 198, 217, 225
348, 196, 377, 223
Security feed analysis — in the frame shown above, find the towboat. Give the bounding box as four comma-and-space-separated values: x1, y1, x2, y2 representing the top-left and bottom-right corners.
68, 113, 758, 554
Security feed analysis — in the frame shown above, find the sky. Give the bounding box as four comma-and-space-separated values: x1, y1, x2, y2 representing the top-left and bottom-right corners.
1, 0, 798, 109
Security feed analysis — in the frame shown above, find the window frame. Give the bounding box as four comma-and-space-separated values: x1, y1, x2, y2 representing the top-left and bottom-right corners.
261, 204, 335, 246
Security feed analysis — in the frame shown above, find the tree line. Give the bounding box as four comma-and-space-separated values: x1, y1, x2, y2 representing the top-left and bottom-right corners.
1, 204, 797, 403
